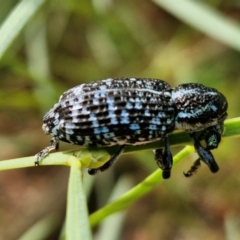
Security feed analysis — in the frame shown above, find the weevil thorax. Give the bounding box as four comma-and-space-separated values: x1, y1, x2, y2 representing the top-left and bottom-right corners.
172, 83, 228, 133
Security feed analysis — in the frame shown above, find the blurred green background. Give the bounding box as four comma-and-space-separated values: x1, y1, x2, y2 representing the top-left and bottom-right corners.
0, 0, 240, 239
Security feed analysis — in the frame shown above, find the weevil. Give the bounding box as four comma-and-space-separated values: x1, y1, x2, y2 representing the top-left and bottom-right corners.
35, 78, 228, 179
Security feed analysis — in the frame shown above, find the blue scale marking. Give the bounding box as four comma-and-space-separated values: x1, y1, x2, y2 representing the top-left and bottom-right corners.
94, 128, 102, 135
149, 125, 157, 130
82, 106, 89, 115
129, 124, 140, 130
136, 80, 142, 84
102, 78, 113, 84
121, 109, 129, 117
59, 133, 64, 138
106, 96, 114, 103
102, 127, 109, 133
178, 112, 192, 118
167, 118, 172, 124
211, 105, 217, 111
92, 121, 99, 128
53, 119, 59, 125
99, 85, 107, 90
103, 132, 115, 139
93, 98, 99, 105
89, 113, 96, 120
108, 102, 115, 110
108, 110, 116, 118
120, 117, 130, 124
157, 112, 166, 118
94, 92, 100, 98
110, 118, 118, 125
126, 102, 133, 109
151, 118, 161, 125
92, 83, 98, 88
100, 91, 106, 97
70, 110, 80, 117
51, 126, 58, 135
144, 109, 151, 116
135, 102, 142, 109
65, 122, 76, 129
94, 127, 109, 134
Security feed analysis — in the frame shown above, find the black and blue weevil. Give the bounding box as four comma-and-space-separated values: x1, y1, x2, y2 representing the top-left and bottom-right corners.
35, 78, 228, 179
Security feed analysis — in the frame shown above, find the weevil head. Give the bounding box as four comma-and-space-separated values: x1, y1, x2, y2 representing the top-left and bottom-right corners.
172, 83, 228, 132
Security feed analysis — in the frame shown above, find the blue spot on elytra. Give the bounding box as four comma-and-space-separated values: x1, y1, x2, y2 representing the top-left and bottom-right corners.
151, 118, 161, 125
93, 98, 99, 105
108, 102, 115, 110
102, 127, 109, 133
82, 106, 89, 114
104, 132, 115, 139
121, 109, 129, 117
126, 102, 133, 109
92, 121, 99, 127
99, 85, 107, 90
130, 124, 140, 130
149, 125, 157, 130
135, 102, 142, 109
94, 92, 100, 98
66, 129, 74, 134
120, 117, 130, 124
106, 96, 114, 103
144, 109, 151, 117
110, 118, 118, 124
94, 128, 102, 134
108, 110, 116, 118
89, 113, 96, 120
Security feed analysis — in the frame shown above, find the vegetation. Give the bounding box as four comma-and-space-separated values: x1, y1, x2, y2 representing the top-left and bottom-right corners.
0, 0, 240, 239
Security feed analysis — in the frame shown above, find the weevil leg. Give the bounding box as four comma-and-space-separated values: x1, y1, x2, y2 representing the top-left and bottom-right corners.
155, 137, 172, 179
204, 125, 223, 150
35, 137, 59, 166
88, 145, 126, 175
155, 149, 164, 168
183, 158, 201, 177
189, 133, 219, 174
196, 125, 222, 151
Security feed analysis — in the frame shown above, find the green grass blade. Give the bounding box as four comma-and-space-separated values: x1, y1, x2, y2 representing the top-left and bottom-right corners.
66, 156, 92, 240
94, 176, 134, 240
0, 0, 46, 59
0, 117, 239, 170
153, 0, 240, 52
18, 213, 61, 240
89, 146, 194, 227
